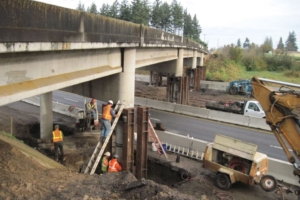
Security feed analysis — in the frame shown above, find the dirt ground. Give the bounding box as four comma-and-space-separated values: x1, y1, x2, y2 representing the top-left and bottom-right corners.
0, 81, 298, 200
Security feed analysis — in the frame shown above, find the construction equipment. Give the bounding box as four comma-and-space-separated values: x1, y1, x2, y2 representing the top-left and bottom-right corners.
203, 134, 277, 191
251, 77, 300, 187
205, 99, 265, 118
75, 98, 100, 133
228, 79, 253, 95
148, 119, 168, 160
84, 101, 125, 175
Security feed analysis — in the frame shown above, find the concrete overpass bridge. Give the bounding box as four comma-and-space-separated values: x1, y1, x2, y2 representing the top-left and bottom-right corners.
0, 0, 208, 139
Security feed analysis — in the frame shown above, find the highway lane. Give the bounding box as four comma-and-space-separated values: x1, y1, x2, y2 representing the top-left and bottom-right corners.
149, 109, 290, 161
50, 91, 291, 162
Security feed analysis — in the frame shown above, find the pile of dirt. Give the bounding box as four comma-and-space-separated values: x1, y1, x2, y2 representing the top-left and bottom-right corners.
0, 137, 198, 200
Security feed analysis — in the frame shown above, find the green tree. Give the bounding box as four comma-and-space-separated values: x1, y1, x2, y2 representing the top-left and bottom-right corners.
131, 0, 151, 25
109, 0, 119, 18
260, 37, 273, 53
243, 37, 250, 49
159, 2, 172, 31
171, 0, 183, 35
191, 14, 201, 41
151, 0, 162, 29
237, 39, 241, 47
285, 31, 298, 51
87, 2, 98, 14
276, 37, 284, 51
183, 9, 192, 39
99, 3, 110, 16
119, 0, 131, 21
76, 1, 85, 11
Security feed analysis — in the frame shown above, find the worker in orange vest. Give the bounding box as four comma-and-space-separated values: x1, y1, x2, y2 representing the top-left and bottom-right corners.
52, 125, 66, 162
100, 100, 119, 143
108, 154, 122, 172
101, 152, 111, 173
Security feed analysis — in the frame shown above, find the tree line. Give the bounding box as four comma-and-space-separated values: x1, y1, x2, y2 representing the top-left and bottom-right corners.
236, 31, 298, 52
76, 0, 205, 47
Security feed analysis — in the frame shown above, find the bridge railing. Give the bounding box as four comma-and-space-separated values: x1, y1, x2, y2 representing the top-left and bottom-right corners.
0, 0, 207, 53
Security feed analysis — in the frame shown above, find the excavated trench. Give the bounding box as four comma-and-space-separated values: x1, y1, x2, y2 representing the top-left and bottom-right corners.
23, 123, 185, 187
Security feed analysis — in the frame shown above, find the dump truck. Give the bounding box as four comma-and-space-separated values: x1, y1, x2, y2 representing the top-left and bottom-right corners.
205, 100, 266, 118
203, 134, 277, 191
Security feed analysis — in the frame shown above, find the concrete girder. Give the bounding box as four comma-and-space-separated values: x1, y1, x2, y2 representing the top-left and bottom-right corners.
0, 48, 122, 106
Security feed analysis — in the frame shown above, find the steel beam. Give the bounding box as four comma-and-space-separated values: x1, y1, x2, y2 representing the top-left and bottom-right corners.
122, 108, 135, 173
136, 107, 149, 179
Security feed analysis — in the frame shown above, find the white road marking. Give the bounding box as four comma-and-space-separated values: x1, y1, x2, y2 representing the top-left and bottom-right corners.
164, 131, 208, 143
150, 118, 160, 121
64, 98, 78, 102
270, 145, 292, 151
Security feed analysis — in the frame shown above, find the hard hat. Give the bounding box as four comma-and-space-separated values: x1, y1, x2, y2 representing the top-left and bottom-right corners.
113, 154, 118, 158
104, 152, 111, 156
54, 125, 59, 129
108, 100, 113, 104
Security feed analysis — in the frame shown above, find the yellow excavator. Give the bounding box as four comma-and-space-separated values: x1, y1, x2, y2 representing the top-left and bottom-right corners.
252, 77, 300, 189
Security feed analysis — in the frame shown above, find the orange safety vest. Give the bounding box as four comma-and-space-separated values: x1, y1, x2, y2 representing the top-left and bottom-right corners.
52, 130, 63, 142
108, 159, 122, 172
102, 105, 112, 121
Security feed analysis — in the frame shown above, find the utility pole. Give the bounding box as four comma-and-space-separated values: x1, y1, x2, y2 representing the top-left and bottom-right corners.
203, 34, 206, 43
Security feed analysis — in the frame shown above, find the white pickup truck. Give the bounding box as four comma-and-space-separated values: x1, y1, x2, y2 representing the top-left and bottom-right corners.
205, 100, 266, 118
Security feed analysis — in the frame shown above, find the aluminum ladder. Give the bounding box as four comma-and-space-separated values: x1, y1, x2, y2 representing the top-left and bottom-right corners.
84, 101, 125, 175
148, 119, 168, 160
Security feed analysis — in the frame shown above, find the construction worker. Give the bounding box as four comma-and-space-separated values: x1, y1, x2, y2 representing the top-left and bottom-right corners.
101, 152, 111, 173
108, 154, 122, 172
85, 98, 96, 130
100, 100, 119, 143
52, 125, 66, 162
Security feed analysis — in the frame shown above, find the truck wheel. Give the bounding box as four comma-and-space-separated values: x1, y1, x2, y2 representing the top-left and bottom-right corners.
216, 173, 231, 190
260, 175, 277, 192
229, 87, 237, 95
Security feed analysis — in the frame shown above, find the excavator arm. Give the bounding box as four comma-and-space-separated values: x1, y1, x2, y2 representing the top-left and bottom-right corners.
251, 77, 300, 180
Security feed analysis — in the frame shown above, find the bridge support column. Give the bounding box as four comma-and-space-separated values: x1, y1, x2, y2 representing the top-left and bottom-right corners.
192, 50, 197, 69
175, 49, 184, 76
40, 92, 53, 139
200, 52, 204, 66
119, 48, 136, 108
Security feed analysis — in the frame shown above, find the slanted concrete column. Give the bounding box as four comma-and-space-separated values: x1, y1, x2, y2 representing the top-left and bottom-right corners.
192, 50, 197, 69
40, 92, 53, 139
175, 49, 184, 76
200, 52, 204, 66
119, 48, 136, 108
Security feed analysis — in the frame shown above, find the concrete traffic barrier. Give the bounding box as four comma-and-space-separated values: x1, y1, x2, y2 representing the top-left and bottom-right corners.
156, 130, 298, 186
144, 98, 175, 112
248, 117, 270, 131
174, 104, 209, 119
22, 97, 79, 118
208, 110, 249, 126
201, 80, 229, 91
268, 157, 299, 186
134, 97, 148, 107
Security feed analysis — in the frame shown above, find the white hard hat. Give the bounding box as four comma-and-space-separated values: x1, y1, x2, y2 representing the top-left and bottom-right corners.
113, 154, 119, 158
104, 152, 111, 156
108, 100, 113, 104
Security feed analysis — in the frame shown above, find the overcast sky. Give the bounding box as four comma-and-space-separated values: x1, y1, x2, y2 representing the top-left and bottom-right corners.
35, 0, 300, 50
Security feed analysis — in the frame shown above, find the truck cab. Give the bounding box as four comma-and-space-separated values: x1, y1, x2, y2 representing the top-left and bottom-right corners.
242, 100, 266, 118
